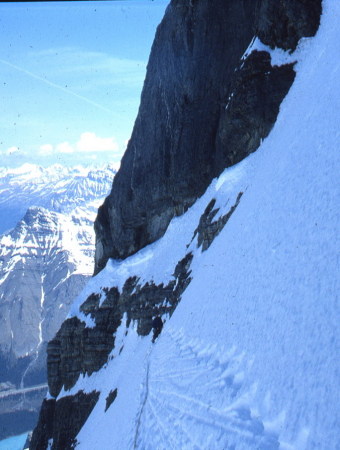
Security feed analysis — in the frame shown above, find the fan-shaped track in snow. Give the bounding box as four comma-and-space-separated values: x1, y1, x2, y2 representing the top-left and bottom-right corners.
135, 328, 280, 450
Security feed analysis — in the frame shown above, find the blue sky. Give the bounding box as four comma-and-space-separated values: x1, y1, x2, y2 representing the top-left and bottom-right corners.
0, 0, 169, 167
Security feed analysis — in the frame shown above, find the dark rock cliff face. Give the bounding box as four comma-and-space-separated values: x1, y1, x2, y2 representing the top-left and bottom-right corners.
29, 391, 99, 450
257, 0, 322, 51
94, 0, 321, 274
31, 1, 322, 448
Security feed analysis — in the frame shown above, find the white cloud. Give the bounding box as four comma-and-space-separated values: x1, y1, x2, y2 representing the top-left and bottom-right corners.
76, 132, 119, 153
39, 144, 54, 156
37, 132, 120, 158
56, 142, 75, 154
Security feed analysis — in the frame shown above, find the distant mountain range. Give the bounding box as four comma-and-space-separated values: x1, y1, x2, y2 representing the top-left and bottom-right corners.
0, 164, 115, 439
0, 163, 117, 235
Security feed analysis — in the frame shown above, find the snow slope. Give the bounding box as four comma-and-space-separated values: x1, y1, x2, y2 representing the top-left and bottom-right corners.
50, 1, 339, 448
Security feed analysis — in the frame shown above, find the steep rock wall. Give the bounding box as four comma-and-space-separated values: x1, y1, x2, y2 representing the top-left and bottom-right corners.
94, 0, 321, 273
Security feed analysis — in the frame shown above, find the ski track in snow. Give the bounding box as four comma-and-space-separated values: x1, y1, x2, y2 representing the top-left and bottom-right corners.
135, 328, 281, 450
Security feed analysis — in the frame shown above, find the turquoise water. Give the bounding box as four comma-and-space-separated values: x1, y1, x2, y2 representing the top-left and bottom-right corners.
0, 433, 28, 450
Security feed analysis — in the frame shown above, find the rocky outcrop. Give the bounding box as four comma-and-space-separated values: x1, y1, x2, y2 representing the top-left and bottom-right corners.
193, 192, 243, 252
30, 391, 99, 450
94, 0, 321, 273
257, 0, 322, 51
105, 388, 117, 412
47, 253, 193, 399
